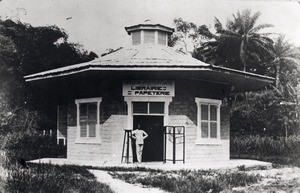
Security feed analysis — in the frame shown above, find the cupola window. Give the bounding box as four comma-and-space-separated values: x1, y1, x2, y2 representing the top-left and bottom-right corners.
132, 31, 141, 45
158, 31, 167, 45
144, 30, 155, 44
125, 21, 174, 46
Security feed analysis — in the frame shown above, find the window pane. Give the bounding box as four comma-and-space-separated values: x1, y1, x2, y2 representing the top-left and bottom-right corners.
149, 102, 164, 114
88, 103, 97, 124
144, 30, 155, 44
79, 103, 88, 134
158, 31, 166, 45
89, 124, 96, 137
87, 103, 97, 138
132, 31, 141, 45
201, 122, 208, 138
210, 122, 217, 138
201, 105, 208, 120
133, 102, 148, 114
80, 125, 87, 137
210, 105, 217, 121
80, 103, 88, 122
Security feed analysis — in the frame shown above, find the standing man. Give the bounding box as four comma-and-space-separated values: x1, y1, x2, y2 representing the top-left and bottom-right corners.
132, 124, 148, 164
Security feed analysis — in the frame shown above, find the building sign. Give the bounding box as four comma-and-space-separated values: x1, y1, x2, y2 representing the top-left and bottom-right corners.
123, 80, 175, 96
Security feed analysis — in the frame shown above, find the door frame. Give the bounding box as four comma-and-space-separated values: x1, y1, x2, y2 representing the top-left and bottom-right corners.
124, 96, 172, 130
132, 115, 164, 162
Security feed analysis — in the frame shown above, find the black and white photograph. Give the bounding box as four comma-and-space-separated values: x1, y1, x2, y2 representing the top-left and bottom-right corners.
0, 0, 300, 192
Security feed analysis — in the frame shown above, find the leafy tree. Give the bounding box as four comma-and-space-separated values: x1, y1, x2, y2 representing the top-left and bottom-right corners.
172, 10, 274, 73
272, 35, 300, 90
171, 18, 203, 54
0, 19, 98, 163
0, 19, 98, 134
230, 90, 299, 137
197, 9, 274, 73
230, 36, 300, 138
171, 12, 300, 137
271, 35, 300, 137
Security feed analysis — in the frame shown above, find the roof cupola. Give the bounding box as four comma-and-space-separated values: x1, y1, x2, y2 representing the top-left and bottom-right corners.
125, 19, 174, 46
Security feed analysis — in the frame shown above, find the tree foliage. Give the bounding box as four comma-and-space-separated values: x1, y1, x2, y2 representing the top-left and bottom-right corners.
172, 10, 300, 137
230, 91, 299, 137
272, 35, 300, 93
197, 9, 275, 73
0, 19, 98, 135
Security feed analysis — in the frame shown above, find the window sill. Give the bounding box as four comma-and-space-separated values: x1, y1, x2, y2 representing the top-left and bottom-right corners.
75, 138, 101, 144
195, 139, 222, 145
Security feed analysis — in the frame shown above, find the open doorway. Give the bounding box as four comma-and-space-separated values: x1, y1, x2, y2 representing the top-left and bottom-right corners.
133, 115, 164, 162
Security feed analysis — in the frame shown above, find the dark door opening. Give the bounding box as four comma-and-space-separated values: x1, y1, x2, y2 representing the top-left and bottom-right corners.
132, 115, 164, 162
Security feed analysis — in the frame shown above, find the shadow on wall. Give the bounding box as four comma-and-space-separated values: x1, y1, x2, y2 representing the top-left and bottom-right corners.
169, 79, 230, 126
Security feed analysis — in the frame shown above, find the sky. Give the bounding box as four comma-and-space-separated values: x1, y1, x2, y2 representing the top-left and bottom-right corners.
0, 0, 300, 55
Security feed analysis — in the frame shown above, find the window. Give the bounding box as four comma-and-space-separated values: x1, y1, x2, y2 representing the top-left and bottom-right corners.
124, 96, 173, 130
133, 102, 164, 115
195, 98, 222, 144
132, 31, 141, 45
75, 97, 102, 144
144, 30, 155, 44
158, 31, 167, 45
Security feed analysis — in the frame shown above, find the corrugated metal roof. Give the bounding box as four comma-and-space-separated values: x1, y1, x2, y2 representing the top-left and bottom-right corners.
24, 44, 275, 92
24, 44, 210, 80
93, 45, 208, 65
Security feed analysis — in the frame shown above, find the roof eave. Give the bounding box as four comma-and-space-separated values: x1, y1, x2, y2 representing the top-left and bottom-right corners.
24, 65, 275, 86
125, 24, 174, 35
211, 65, 274, 84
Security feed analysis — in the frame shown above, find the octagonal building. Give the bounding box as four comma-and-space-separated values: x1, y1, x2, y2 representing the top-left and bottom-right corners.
25, 21, 274, 164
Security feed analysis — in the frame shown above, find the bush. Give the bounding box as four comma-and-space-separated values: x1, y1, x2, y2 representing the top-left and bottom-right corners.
0, 106, 66, 164
230, 135, 300, 166
6, 163, 114, 193
3, 132, 66, 163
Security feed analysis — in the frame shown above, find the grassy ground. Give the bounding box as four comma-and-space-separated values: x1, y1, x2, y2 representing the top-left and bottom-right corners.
2, 163, 300, 193
108, 168, 261, 193
5, 163, 115, 193
107, 165, 300, 193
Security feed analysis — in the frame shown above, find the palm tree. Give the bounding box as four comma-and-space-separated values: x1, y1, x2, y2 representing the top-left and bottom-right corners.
272, 35, 300, 138
273, 35, 300, 89
198, 9, 274, 72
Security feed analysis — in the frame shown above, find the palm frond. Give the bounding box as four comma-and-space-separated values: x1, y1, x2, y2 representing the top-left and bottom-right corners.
214, 17, 224, 33
168, 35, 180, 47
281, 57, 300, 71
197, 25, 216, 39
249, 24, 274, 34
241, 9, 252, 33
250, 38, 275, 57
248, 51, 261, 62
248, 11, 261, 30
